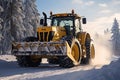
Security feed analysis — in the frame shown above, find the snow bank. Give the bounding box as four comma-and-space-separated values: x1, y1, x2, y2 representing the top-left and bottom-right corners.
0, 55, 16, 61
31, 58, 120, 80
0, 58, 118, 80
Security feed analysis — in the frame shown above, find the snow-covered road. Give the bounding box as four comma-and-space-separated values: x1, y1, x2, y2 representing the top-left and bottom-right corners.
1, 36, 119, 80
0, 55, 120, 80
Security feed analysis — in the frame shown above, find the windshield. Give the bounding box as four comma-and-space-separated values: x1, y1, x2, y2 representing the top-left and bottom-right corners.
51, 17, 74, 27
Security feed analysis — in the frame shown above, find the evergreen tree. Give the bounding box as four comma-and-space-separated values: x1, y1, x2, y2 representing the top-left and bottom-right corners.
0, 1, 4, 54
1, 0, 25, 54
23, 0, 34, 37
111, 18, 120, 52
0, 0, 39, 54
23, 0, 39, 37
11, 0, 26, 41
1, 0, 14, 54
30, 0, 40, 36
0, 2, 3, 41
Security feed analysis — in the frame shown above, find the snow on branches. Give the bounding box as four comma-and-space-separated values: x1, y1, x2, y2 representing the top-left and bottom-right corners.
11, 0, 26, 41
23, 0, 40, 37
0, 0, 40, 54
111, 18, 120, 55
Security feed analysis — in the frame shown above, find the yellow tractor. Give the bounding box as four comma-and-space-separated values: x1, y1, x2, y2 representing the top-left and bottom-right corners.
12, 10, 95, 68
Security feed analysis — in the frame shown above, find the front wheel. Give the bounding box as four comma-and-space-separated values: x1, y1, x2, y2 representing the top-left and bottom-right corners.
59, 57, 74, 68
16, 56, 41, 67
16, 36, 40, 67
47, 58, 60, 64
59, 39, 82, 68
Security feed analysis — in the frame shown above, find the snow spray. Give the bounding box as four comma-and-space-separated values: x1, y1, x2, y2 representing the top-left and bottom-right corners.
90, 34, 112, 67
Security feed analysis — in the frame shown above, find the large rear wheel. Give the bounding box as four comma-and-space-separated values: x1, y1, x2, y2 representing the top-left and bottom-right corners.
81, 39, 95, 64
81, 39, 90, 64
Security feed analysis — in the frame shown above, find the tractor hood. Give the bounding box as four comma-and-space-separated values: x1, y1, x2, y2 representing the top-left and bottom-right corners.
37, 26, 66, 42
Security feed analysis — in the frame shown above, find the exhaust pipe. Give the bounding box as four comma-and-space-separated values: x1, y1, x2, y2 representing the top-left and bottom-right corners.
42, 12, 47, 26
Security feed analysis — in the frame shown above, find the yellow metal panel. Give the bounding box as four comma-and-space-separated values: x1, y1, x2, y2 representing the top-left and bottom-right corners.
76, 32, 91, 57
77, 32, 91, 45
37, 26, 66, 41
65, 41, 79, 65
52, 27, 66, 41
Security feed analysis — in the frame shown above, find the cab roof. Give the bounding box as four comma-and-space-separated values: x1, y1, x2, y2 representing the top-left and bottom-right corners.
51, 13, 81, 19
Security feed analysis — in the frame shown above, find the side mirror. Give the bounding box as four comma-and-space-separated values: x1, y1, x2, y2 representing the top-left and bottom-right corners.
40, 19, 44, 25
82, 18, 87, 24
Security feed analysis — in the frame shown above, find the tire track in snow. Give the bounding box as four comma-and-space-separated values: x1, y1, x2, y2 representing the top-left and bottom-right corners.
1, 64, 96, 80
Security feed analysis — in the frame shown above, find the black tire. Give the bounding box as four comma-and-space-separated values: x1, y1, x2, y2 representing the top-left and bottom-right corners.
22, 36, 38, 42
81, 39, 90, 64
59, 57, 74, 68
16, 36, 41, 67
59, 39, 81, 68
16, 56, 41, 67
47, 58, 60, 64
59, 37, 74, 68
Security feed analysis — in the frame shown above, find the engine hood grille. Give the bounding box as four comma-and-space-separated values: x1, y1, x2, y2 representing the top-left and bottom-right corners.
37, 26, 66, 42
38, 31, 55, 42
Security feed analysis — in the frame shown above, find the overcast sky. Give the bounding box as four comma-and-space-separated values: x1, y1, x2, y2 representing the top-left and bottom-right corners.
36, 0, 120, 34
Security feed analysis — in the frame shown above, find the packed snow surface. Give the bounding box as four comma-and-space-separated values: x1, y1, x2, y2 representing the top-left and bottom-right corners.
1, 33, 120, 80
0, 55, 120, 80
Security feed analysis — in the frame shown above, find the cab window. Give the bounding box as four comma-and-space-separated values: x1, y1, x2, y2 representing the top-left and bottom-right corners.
51, 17, 74, 27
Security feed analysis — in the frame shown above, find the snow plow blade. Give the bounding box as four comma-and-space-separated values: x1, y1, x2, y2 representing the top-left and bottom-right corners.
12, 41, 68, 56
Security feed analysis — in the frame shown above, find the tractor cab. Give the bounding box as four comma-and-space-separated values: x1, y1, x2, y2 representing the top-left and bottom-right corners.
40, 10, 87, 36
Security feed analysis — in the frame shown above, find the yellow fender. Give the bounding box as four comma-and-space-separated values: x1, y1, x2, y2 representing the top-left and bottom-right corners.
77, 32, 91, 45
76, 32, 95, 59
65, 39, 82, 65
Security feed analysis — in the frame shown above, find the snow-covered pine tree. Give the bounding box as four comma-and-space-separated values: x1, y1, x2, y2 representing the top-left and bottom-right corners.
23, 0, 34, 37
0, 1, 4, 54
1, 0, 14, 54
1, 0, 25, 54
111, 18, 120, 53
31, 0, 40, 36
11, 0, 26, 41
23, 0, 40, 37
0, 3, 3, 41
